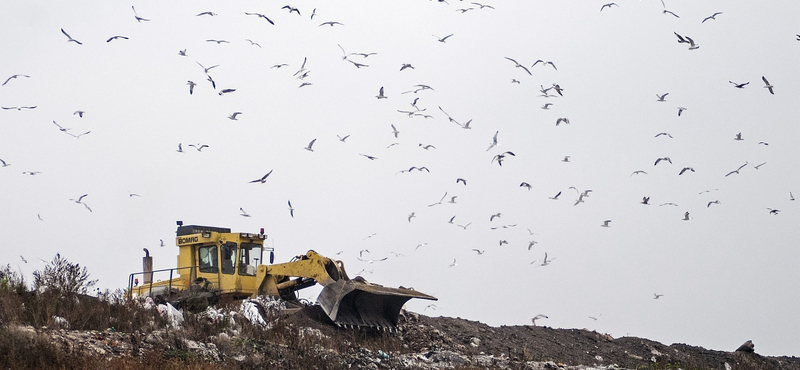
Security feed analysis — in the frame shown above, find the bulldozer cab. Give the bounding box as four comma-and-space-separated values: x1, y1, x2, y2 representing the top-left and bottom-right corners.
177, 224, 268, 298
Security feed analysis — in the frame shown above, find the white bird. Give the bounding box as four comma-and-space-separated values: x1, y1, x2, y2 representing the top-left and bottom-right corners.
188, 144, 209, 151
159, 239, 165, 247
600, 3, 618, 11
376, 86, 387, 99
131, 6, 150, 22
527, 241, 538, 250
70, 194, 88, 204
549, 191, 561, 200
762, 76, 774, 95
654, 157, 672, 166
504, 57, 532, 76
601, 220, 611, 227
531, 314, 549, 326
337, 134, 350, 142
2, 74, 30, 86
541, 103, 553, 110
240, 208, 251, 217
653, 293, 664, 299
656, 93, 669, 102
486, 131, 499, 151
492, 151, 515, 166
434, 33, 453, 43
448, 259, 457, 268
304, 138, 316, 152
228, 112, 242, 120
555, 117, 570, 126
701, 12, 722, 23
408, 212, 416, 222
60, 28, 82, 44
391, 124, 399, 138
176, 143, 184, 153
249, 170, 274, 183
682, 212, 690, 221
472, 249, 485, 255
0, 158, 9, 167
489, 212, 502, 222
288, 200, 295, 218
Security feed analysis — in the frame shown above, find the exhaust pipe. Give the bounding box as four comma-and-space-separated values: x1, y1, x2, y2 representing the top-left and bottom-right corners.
142, 248, 153, 285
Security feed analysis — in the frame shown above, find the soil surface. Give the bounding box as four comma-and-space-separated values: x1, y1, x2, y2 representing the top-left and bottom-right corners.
288, 306, 800, 370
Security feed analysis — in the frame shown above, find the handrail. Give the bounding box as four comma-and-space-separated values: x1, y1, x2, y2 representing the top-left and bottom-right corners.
127, 265, 198, 299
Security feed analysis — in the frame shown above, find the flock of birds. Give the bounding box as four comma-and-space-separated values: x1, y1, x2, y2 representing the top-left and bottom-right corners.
1, 1, 798, 340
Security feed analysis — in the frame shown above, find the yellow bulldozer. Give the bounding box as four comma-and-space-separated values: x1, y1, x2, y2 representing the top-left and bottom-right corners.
127, 222, 436, 329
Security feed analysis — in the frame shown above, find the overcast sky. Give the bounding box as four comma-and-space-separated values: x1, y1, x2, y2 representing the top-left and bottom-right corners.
1, 0, 798, 356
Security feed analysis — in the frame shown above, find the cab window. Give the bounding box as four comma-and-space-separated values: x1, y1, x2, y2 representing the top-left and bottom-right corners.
238, 243, 262, 276
221, 242, 237, 275
198, 245, 218, 273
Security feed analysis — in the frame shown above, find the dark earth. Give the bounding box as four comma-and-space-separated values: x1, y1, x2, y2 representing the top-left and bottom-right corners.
278, 306, 800, 370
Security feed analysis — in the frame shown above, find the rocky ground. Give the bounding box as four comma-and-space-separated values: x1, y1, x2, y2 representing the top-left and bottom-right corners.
11, 304, 799, 370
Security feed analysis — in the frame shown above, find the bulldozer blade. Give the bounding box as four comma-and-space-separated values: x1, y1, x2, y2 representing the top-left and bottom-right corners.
318, 279, 436, 329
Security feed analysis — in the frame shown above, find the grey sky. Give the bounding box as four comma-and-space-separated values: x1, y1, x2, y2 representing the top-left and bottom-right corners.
1, 0, 798, 356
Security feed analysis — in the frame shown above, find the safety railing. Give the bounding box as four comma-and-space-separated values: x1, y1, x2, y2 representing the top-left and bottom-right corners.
127, 265, 199, 299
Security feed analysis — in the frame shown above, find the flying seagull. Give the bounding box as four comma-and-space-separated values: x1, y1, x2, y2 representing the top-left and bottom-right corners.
504, 57, 532, 76
601, 220, 611, 227
729, 81, 749, 88
653, 293, 664, 299
2, 74, 30, 86
187, 80, 196, 94
244, 12, 275, 25
762, 76, 774, 94
106, 35, 129, 42
663, 9, 680, 18
486, 131, 499, 151
376, 86, 387, 99
288, 201, 295, 218
531, 314, 549, 326
319, 21, 344, 27
491, 151, 515, 166
600, 3, 618, 11
228, 112, 242, 120
282, 5, 301, 15
60, 28, 82, 45
188, 144, 208, 151
239, 208, 251, 217
701, 12, 722, 23
304, 138, 316, 152
132, 6, 150, 22
532, 60, 557, 70
0, 158, 9, 167
654, 157, 672, 166
250, 170, 273, 183
656, 93, 669, 102
434, 34, 453, 43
